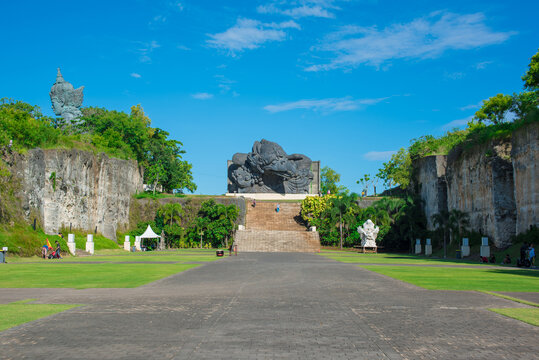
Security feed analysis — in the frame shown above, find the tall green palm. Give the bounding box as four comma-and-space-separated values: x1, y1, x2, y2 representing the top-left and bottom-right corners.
432, 210, 449, 258
158, 203, 184, 226
329, 193, 358, 249
448, 209, 469, 245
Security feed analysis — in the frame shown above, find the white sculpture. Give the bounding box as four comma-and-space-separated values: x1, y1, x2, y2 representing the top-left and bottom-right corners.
357, 219, 379, 247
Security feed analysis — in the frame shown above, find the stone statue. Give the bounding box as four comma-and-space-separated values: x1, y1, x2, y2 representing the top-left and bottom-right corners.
228, 139, 314, 194
49, 68, 84, 123
357, 219, 379, 247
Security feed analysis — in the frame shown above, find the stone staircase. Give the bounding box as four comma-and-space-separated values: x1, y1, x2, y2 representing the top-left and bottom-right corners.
235, 202, 320, 252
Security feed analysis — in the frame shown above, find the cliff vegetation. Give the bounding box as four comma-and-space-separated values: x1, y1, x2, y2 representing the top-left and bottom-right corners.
0, 99, 196, 194
376, 49, 539, 190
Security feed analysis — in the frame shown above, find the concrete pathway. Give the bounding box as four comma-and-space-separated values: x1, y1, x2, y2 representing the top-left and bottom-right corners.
0, 253, 537, 359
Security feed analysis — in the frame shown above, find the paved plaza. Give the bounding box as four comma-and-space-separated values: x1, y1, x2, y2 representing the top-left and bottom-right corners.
1, 253, 538, 359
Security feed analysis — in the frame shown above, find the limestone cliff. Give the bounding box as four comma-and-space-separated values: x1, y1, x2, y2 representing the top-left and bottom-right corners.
413, 155, 447, 231
512, 122, 539, 235
413, 122, 538, 248
446, 139, 516, 248
12, 149, 143, 240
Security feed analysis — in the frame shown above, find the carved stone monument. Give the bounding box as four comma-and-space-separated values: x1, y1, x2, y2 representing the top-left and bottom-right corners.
357, 219, 379, 248
228, 139, 317, 194
49, 68, 84, 123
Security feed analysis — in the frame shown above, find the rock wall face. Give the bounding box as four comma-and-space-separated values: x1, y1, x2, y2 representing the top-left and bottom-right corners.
413, 123, 538, 248
414, 155, 448, 231
446, 139, 516, 248
512, 122, 539, 235
12, 149, 143, 240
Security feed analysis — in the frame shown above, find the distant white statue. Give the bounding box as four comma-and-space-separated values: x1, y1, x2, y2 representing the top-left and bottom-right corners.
357, 219, 379, 248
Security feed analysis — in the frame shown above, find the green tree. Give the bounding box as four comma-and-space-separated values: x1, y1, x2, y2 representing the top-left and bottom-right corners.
474, 94, 514, 125
0, 98, 58, 150
146, 162, 165, 195
376, 148, 412, 189
320, 166, 348, 195
356, 174, 372, 196
448, 209, 469, 245
158, 203, 184, 226
327, 193, 358, 249
190, 200, 239, 248
522, 49, 539, 92
432, 211, 450, 258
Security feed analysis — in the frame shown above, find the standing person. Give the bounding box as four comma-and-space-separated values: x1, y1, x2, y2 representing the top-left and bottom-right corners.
276, 203, 280, 213
41, 245, 48, 259
55, 240, 63, 259
252, 199, 256, 208
520, 242, 528, 263
529, 244, 536, 268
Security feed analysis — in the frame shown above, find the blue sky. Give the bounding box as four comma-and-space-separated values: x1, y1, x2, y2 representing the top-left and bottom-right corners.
1, 0, 537, 194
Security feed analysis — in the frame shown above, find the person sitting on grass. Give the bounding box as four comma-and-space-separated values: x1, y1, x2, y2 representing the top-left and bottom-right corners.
502, 254, 511, 264
489, 254, 496, 263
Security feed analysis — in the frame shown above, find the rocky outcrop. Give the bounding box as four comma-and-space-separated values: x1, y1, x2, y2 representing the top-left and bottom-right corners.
512, 122, 539, 235
12, 149, 143, 240
413, 122, 538, 248
446, 139, 516, 248
413, 155, 447, 231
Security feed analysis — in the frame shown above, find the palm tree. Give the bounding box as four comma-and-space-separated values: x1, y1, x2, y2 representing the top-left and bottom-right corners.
158, 203, 184, 226
432, 210, 450, 258
448, 209, 469, 245
329, 193, 358, 249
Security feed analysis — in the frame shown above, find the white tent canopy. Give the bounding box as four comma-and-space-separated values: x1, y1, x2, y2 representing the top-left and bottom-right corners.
140, 225, 161, 239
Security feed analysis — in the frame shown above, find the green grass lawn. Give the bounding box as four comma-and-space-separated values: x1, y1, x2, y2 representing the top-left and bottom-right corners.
361, 265, 539, 292
320, 251, 494, 266
489, 308, 539, 326
0, 299, 80, 331
8, 248, 224, 263
59, 230, 120, 251
0, 263, 199, 289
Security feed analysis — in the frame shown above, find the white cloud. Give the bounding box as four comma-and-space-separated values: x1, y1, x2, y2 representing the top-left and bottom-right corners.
364, 150, 397, 161
176, 45, 191, 51
264, 96, 388, 113
307, 11, 515, 71
130, 73, 141, 78
442, 116, 472, 130
257, 0, 340, 18
444, 71, 464, 80
460, 101, 482, 111
191, 92, 214, 100
207, 18, 300, 54
135, 40, 160, 63
475, 60, 493, 69
257, 3, 334, 18
215, 75, 236, 94
152, 15, 167, 23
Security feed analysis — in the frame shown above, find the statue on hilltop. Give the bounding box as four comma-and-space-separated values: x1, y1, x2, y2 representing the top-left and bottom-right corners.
228, 139, 314, 194
49, 68, 84, 123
